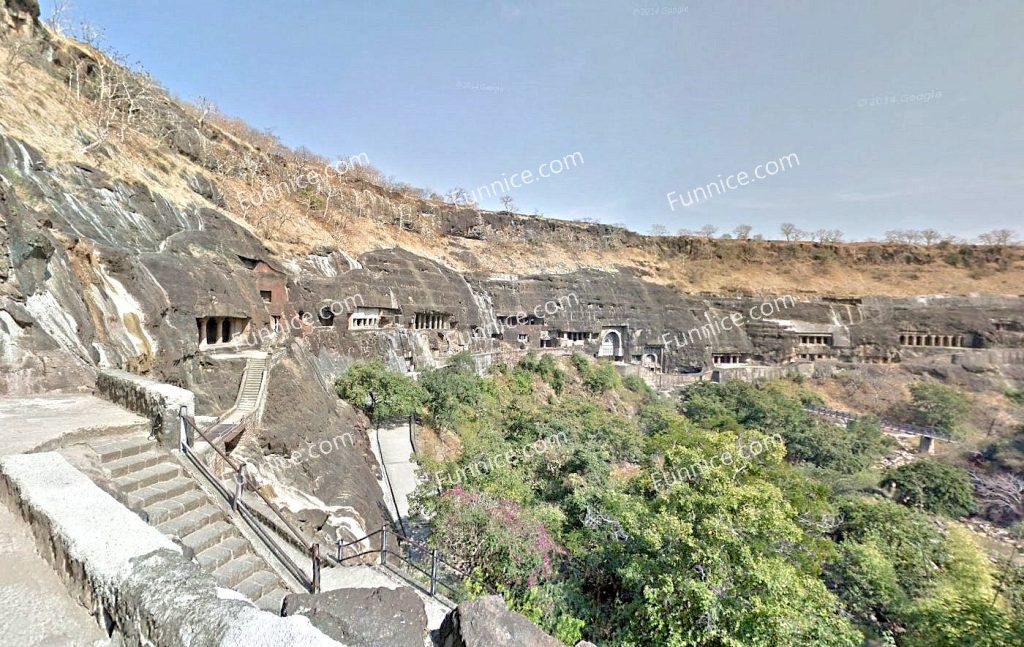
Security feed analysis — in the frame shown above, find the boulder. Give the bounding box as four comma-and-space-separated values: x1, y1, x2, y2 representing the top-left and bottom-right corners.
283, 586, 427, 647
437, 595, 562, 647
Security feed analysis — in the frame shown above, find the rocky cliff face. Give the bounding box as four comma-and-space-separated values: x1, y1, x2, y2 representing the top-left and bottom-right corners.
3, 117, 1023, 540
1, 0, 1022, 552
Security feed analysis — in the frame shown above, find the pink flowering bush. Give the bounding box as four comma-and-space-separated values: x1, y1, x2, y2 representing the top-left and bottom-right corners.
429, 487, 561, 590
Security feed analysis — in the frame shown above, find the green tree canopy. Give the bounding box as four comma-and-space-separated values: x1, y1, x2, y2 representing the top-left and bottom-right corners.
908, 382, 972, 439
881, 460, 977, 518
334, 359, 427, 425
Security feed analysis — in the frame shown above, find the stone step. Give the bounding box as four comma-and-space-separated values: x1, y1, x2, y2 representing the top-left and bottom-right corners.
181, 519, 237, 554
254, 588, 289, 615
125, 477, 195, 509
212, 553, 264, 587
195, 536, 252, 571
235, 570, 282, 602
105, 449, 165, 479
115, 462, 182, 494
158, 504, 224, 541
92, 436, 153, 463
144, 490, 207, 525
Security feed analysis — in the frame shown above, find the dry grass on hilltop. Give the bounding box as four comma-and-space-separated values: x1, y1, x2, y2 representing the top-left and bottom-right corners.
1, 25, 1022, 297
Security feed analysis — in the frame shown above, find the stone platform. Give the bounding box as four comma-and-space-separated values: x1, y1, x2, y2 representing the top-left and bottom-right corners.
0, 393, 149, 455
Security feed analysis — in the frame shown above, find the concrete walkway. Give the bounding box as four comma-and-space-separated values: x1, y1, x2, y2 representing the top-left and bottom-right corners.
0, 394, 148, 455
0, 498, 110, 646
370, 421, 420, 523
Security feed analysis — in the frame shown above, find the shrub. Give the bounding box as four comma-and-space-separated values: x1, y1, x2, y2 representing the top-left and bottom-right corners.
623, 375, 654, 396
583, 361, 621, 393
420, 353, 485, 430
570, 351, 591, 375
908, 382, 971, 439
881, 460, 977, 518
427, 488, 561, 591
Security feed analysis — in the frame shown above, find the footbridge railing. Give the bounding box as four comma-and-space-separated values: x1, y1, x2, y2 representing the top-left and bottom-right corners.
803, 404, 955, 442
178, 408, 324, 593
334, 524, 496, 605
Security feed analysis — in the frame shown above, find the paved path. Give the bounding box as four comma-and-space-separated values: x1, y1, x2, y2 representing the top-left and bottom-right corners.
0, 501, 110, 646
370, 421, 420, 523
0, 394, 148, 455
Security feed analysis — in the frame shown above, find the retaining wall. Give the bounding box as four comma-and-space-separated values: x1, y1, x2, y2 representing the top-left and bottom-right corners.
0, 452, 342, 647
96, 369, 195, 445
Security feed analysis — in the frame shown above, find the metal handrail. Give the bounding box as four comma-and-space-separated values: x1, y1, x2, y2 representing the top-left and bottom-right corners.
178, 408, 322, 592
803, 404, 954, 441
181, 413, 313, 550
334, 523, 495, 601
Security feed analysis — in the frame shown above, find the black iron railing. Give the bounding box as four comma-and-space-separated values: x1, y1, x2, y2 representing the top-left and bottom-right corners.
178, 407, 322, 592
334, 524, 494, 602
803, 404, 954, 442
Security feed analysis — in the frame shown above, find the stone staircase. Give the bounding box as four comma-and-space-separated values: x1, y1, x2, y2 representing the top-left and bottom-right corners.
235, 354, 267, 412
89, 433, 292, 612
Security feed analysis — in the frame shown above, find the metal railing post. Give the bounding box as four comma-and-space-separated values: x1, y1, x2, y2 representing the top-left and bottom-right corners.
232, 463, 246, 512
380, 525, 388, 566
312, 543, 321, 593
178, 405, 189, 451
430, 548, 438, 596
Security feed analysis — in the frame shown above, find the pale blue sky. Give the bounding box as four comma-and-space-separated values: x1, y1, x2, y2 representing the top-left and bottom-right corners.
42, 1, 1024, 240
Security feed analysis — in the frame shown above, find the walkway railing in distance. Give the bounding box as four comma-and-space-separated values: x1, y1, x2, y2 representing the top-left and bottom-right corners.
803, 404, 954, 442
178, 407, 322, 593
335, 524, 497, 604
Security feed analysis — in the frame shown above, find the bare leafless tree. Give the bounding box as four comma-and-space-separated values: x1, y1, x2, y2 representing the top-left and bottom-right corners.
733, 224, 752, 240
500, 194, 516, 213
45, 0, 73, 34
699, 224, 718, 239
920, 229, 942, 246
649, 224, 668, 236
974, 472, 1024, 523
978, 229, 1016, 246
780, 222, 799, 241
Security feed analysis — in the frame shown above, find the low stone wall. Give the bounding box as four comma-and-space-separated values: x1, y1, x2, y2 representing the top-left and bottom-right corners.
0, 453, 342, 647
96, 369, 195, 445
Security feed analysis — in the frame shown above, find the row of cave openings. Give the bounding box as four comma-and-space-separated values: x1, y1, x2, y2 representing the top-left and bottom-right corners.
899, 333, 964, 348
197, 317, 250, 347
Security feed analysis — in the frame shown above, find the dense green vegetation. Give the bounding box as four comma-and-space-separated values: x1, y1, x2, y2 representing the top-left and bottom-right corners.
336, 354, 1023, 646
881, 460, 977, 518
908, 382, 973, 439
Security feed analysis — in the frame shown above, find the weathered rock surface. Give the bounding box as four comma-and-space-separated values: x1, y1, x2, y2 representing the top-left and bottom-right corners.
437, 595, 562, 647
283, 586, 427, 647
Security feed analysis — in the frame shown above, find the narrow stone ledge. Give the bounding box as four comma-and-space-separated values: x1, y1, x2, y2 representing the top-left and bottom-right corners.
96, 369, 196, 444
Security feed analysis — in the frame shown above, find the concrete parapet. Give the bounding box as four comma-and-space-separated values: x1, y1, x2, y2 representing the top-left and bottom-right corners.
0, 453, 343, 647
96, 369, 195, 446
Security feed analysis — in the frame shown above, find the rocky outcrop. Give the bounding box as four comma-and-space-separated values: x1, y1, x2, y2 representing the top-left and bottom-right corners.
437, 595, 562, 647
0, 0, 38, 37
282, 587, 427, 646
